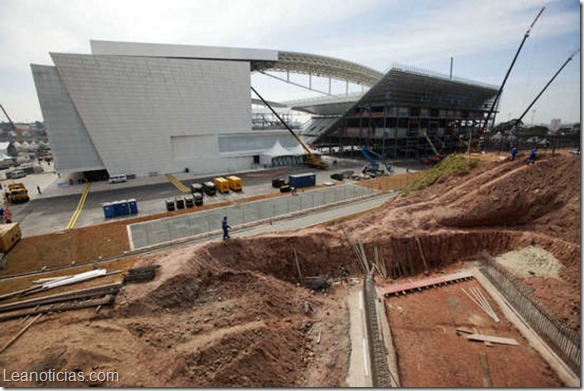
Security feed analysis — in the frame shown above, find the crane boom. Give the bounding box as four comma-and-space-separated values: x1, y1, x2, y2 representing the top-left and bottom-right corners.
251, 86, 327, 169
477, 6, 545, 142
0, 104, 25, 144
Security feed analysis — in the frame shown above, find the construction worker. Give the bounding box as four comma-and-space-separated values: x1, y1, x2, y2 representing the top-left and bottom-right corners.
221, 216, 231, 240
510, 146, 518, 161
526, 148, 537, 165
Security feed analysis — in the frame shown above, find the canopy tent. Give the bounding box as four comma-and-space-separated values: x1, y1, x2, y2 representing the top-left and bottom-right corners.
259, 140, 304, 167
287, 144, 321, 156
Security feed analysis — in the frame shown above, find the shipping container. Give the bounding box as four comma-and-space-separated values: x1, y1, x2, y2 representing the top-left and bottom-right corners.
288, 173, 316, 189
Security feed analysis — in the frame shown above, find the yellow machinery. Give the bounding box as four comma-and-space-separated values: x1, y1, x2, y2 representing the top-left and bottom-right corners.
0, 104, 25, 144
0, 223, 21, 252
227, 176, 242, 191
214, 177, 230, 194
7, 183, 29, 203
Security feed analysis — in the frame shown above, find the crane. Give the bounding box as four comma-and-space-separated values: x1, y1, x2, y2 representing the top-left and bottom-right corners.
421, 129, 444, 164
360, 146, 392, 175
251, 86, 327, 170
0, 104, 25, 144
476, 7, 545, 144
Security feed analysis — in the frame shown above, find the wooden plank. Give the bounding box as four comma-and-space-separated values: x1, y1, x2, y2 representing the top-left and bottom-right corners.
479, 352, 493, 387
0, 313, 43, 353
0, 283, 122, 313
464, 334, 519, 346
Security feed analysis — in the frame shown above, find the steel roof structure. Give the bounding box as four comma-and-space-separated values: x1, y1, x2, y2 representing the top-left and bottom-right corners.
253, 51, 383, 87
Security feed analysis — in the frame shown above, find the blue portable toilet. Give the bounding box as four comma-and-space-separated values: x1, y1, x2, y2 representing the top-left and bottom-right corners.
128, 199, 138, 214
103, 202, 114, 219
119, 200, 130, 216
112, 201, 122, 217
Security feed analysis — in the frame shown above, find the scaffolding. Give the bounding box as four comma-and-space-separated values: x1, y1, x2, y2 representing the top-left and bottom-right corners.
313, 65, 499, 160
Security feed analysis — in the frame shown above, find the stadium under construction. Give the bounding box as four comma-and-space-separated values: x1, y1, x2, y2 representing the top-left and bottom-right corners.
32, 40, 500, 179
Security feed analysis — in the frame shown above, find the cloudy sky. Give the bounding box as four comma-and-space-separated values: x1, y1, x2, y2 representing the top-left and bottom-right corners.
0, 0, 580, 125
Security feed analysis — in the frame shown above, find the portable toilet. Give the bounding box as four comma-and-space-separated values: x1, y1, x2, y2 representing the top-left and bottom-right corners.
119, 200, 130, 216
128, 199, 138, 214
112, 201, 122, 217
102, 202, 114, 219
227, 176, 242, 191
214, 177, 230, 194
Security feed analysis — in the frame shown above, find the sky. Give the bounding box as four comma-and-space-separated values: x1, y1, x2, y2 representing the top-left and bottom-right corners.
0, 0, 581, 126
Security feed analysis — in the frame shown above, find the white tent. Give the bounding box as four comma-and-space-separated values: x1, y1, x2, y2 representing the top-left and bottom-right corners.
287, 144, 321, 156
259, 140, 294, 166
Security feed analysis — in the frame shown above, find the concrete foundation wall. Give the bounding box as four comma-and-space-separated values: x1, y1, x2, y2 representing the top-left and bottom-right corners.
128, 184, 376, 249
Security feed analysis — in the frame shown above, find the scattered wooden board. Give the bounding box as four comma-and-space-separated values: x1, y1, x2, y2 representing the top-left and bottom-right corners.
464, 333, 519, 346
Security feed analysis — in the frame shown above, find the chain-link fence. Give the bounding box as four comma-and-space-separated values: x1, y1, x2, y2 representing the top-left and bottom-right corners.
129, 184, 378, 249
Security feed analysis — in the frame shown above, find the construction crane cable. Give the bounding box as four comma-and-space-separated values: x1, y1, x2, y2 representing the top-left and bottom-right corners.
478, 6, 545, 140
515, 50, 579, 126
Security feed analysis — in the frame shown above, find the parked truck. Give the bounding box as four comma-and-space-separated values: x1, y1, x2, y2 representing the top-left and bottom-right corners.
7, 183, 29, 203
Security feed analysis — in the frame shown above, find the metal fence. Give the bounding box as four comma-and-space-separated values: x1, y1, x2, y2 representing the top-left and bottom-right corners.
129, 184, 377, 249
362, 273, 395, 387
481, 259, 580, 374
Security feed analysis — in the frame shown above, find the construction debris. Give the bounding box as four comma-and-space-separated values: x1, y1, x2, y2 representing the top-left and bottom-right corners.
123, 265, 159, 283
383, 271, 474, 297
0, 313, 43, 353
0, 282, 122, 315
479, 352, 493, 387
461, 287, 500, 322
464, 333, 519, 346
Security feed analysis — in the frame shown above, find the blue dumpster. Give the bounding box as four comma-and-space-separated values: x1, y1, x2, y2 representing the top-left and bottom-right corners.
103, 202, 114, 219
128, 199, 138, 214
119, 200, 130, 216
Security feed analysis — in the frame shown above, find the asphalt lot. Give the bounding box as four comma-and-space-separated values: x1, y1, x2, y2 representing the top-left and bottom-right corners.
9, 157, 417, 237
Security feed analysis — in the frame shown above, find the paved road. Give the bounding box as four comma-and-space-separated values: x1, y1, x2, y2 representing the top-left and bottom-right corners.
11, 157, 408, 237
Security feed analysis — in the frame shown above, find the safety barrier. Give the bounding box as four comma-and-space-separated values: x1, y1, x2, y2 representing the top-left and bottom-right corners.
480, 259, 580, 374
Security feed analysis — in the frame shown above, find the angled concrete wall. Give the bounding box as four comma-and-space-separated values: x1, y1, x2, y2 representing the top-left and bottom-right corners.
31, 64, 105, 172
48, 53, 251, 177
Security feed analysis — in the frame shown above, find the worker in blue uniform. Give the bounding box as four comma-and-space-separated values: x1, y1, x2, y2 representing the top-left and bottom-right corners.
510, 146, 518, 161
526, 148, 537, 165
222, 216, 231, 240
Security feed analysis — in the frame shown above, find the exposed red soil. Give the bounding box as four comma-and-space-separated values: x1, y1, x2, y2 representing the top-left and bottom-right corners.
384, 279, 564, 387
0, 152, 579, 387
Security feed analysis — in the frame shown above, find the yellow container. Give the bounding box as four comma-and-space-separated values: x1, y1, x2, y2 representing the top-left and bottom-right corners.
214, 177, 230, 193
0, 223, 21, 252
227, 176, 242, 191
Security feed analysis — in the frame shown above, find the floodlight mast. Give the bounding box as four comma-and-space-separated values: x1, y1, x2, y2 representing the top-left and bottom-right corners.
477, 6, 545, 142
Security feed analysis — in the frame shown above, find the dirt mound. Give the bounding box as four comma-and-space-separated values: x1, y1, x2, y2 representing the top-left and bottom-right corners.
1, 153, 578, 387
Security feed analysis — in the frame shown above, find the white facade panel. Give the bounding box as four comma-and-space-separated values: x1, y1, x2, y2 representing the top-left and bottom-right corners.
90, 40, 278, 61
30, 64, 105, 172
50, 54, 252, 177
